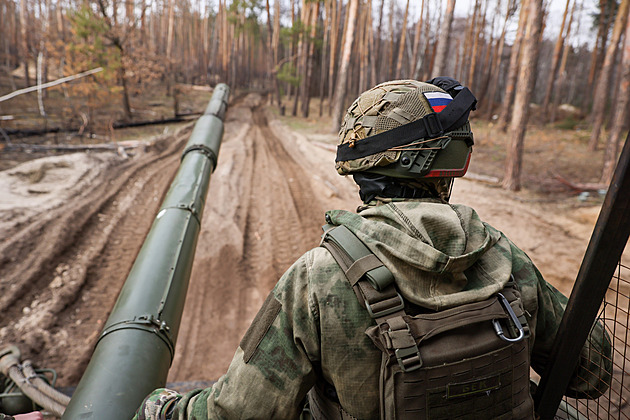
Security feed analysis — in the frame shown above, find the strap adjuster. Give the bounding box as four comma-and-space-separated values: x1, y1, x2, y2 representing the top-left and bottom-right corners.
422, 113, 443, 138
365, 290, 405, 318
395, 343, 422, 372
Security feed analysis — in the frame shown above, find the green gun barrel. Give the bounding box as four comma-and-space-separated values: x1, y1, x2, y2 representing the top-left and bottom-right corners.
61, 84, 230, 420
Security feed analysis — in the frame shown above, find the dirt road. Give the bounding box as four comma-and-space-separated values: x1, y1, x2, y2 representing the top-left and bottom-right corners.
0, 93, 602, 390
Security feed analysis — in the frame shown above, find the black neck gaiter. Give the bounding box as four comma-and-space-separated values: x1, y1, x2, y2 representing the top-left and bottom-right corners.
352, 172, 441, 203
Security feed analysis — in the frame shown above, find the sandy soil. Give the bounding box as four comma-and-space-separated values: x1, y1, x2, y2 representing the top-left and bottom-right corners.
0, 92, 612, 395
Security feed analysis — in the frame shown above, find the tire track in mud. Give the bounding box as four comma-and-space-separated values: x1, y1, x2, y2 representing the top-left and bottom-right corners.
0, 127, 193, 384
168, 102, 349, 382
253, 108, 324, 275
0, 93, 359, 389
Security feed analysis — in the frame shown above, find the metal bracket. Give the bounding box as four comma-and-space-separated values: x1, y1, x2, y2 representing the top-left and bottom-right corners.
181, 144, 218, 169
98, 314, 175, 360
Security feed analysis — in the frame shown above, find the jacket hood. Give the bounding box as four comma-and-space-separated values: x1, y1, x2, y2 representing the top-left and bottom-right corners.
325, 201, 513, 310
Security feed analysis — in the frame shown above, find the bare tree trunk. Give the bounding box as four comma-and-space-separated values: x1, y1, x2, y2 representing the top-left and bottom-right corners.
433, 0, 456, 76
459, 0, 477, 84
549, 0, 577, 123
221, 0, 229, 83
320, 0, 331, 116
266, 0, 279, 105
56, 0, 65, 42
140, 0, 147, 47
541, 0, 571, 118
589, 0, 630, 150
387, 0, 395, 79
420, 2, 433, 80
20, 0, 30, 86
427, 40, 438, 79
484, 0, 515, 117
588, 0, 612, 89
601, 16, 630, 185
112, 0, 118, 26
209, 10, 219, 79
330, 0, 359, 132
357, 0, 366, 91
503, 0, 543, 191
395, 0, 410, 78
497, 2, 528, 132
273, 0, 282, 106
327, 0, 339, 115
165, 0, 175, 95
453, 38, 462, 80
373, 0, 385, 84
293, 4, 307, 116
359, 0, 372, 93
366, 0, 376, 90
468, 0, 485, 90
301, 1, 320, 117
410, 0, 424, 77
477, 1, 497, 106
37, 51, 46, 117
0, 2, 4, 72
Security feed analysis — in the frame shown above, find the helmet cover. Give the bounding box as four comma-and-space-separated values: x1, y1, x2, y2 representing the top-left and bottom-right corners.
336, 80, 474, 180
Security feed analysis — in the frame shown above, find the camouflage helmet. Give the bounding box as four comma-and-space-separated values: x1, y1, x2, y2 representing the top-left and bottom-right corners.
335, 79, 476, 180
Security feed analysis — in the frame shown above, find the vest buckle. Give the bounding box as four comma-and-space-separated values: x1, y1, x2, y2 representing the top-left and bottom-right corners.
365, 290, 405, 318
395, 344, 422, 372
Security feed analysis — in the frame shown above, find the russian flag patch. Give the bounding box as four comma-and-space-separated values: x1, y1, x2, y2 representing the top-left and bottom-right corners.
424, 92, 452, 113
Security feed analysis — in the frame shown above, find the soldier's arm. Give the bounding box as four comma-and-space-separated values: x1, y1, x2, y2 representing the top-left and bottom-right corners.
171, 252, 320, 419
510, 241, 612, 399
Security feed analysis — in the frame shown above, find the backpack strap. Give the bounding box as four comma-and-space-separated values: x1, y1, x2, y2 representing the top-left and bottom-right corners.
320, 224, 394, 291
320, 224, 404, 318
320, 225, 422, 372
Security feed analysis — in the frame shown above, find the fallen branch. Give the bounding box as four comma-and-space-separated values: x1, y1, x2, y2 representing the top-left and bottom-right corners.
0, 67, 103, 103
2, 140, 151, 153
465, 172, 501, 184
3, 115, 195, 139
3, 127, 64, 137
553, 171, 607, 192
111, 115, 196, 129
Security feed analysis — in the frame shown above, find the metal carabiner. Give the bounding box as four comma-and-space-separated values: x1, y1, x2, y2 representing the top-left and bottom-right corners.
492, 293, 525, 343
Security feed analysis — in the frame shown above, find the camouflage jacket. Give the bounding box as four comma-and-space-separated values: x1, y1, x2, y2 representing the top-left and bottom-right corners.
170, 200, 611, 419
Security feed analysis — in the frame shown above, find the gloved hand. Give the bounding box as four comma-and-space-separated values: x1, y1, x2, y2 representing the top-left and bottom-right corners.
133, 388, 182, 420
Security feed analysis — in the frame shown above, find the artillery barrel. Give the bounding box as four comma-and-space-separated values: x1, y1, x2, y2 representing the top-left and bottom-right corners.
62, 84, 230, 420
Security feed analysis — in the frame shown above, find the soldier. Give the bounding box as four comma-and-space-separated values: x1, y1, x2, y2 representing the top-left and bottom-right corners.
134, 79, 611, 420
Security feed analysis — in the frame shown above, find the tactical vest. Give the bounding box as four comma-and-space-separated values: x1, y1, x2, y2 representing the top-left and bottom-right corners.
309, 225, 534, 420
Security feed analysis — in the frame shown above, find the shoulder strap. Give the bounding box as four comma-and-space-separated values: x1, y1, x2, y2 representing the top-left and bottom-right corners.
320, 224, 394, 291
321, 225, 422, 372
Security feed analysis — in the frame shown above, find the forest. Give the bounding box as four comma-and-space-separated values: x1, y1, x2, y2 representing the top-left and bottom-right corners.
0, 0, 629, 191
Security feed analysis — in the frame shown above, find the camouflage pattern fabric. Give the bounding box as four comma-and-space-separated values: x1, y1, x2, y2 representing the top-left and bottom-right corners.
0, 414, 15, 420
132, 388, 181, 420
148, 200, 611, 419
